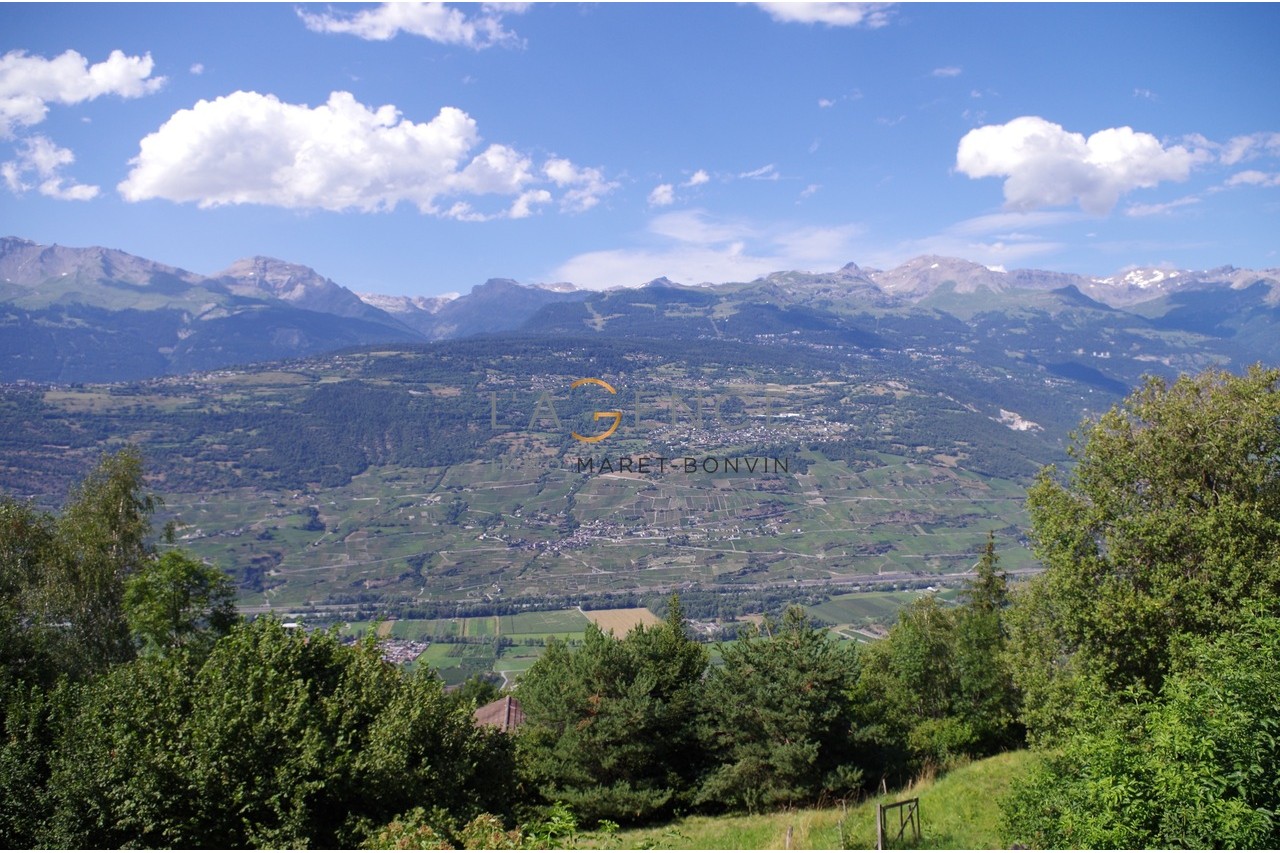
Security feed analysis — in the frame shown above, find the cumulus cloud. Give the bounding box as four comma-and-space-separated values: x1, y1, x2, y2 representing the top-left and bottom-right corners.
508, 188, 551, 218
2, 134, 99, 200
648, 183, 675, 207
931, 66, 962, 77
543, 158, 618, 212
118, 90, 613, 218
956, 116, 1198, 215
756, 2, 895, 28
646, 170, 709, 208
298, 2, 523, 48
684, 169, 710, 187
0, 48, 165, 137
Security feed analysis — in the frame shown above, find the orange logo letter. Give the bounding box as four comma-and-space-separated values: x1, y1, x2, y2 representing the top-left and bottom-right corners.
570, 377, 622, 443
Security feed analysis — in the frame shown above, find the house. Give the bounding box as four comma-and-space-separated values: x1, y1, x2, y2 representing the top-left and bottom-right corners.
472, 695, 524, 732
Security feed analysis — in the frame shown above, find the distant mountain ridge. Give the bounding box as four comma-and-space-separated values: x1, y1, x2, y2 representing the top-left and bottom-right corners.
2, 235, 1279, 384
358, 278, 591, 339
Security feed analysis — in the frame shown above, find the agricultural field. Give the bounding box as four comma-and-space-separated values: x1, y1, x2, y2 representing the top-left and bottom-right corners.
582, 607, 664, 634
806, 590, 925, 627
346, 610, 591, 643
342, 608, 595, 686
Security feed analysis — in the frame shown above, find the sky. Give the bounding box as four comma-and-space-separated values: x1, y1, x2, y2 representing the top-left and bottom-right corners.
2, 2, 1278, 298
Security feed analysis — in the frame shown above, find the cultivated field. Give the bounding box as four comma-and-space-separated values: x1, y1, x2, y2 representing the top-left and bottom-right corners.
582, 607, 664, 634
344, 608, 598, 686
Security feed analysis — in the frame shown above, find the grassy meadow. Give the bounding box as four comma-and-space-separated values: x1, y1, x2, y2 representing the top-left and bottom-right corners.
607, 750, 1033, 850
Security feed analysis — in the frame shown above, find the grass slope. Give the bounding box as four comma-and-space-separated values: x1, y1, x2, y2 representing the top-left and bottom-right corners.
609, 750, 1032, 850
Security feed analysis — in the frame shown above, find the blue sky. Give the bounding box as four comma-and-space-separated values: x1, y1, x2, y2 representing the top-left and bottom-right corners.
2, 2, 1278, 297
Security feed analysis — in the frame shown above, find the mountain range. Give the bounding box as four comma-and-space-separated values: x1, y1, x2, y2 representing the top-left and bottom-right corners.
2, 235, 1278, 384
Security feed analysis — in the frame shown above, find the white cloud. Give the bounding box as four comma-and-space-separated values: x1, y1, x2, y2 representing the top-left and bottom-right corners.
647, 170, 709, 208
1133, 87, 1157, 100
509, 188, 551, 218
454, 142, 534, 194
867, 235, 1066, 271
1124, 195, 1201, 217
859, 208, 1087, 270
932, 66, 962, 78
774, 222, 863, 259
756, 3, 895, 28
956, 116, 1197, 215
0, 48, 165, 137
190, 63, 204, 76
738, 163, 779, 181
298, 2, 523, 49
118, 90, 613, 218
552, 210, 864, 290
1226, 170, 1280, 188
555, 244, 764, 291
648, 210, 757, 245
1220, 132, 1280, 166
946, 210, 1087, 237
542, 158, 618, 212
684, 169, 710, 187
2, 134, 99, 200
799, 183, 820, 199
818, 89, 863, 109
648, 183, 675, 206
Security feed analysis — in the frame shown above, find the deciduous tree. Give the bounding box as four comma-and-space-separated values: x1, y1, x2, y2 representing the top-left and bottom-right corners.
1010, 365, 1280, 738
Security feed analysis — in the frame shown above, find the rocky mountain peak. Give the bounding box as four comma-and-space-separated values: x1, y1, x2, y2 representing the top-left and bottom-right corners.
642, 276, 681, 289
871, 255, 1011, 297
0, 237, 202, 289
471, 278, 523, 294
217, 256, 331, 295
214, 256, 387, 321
